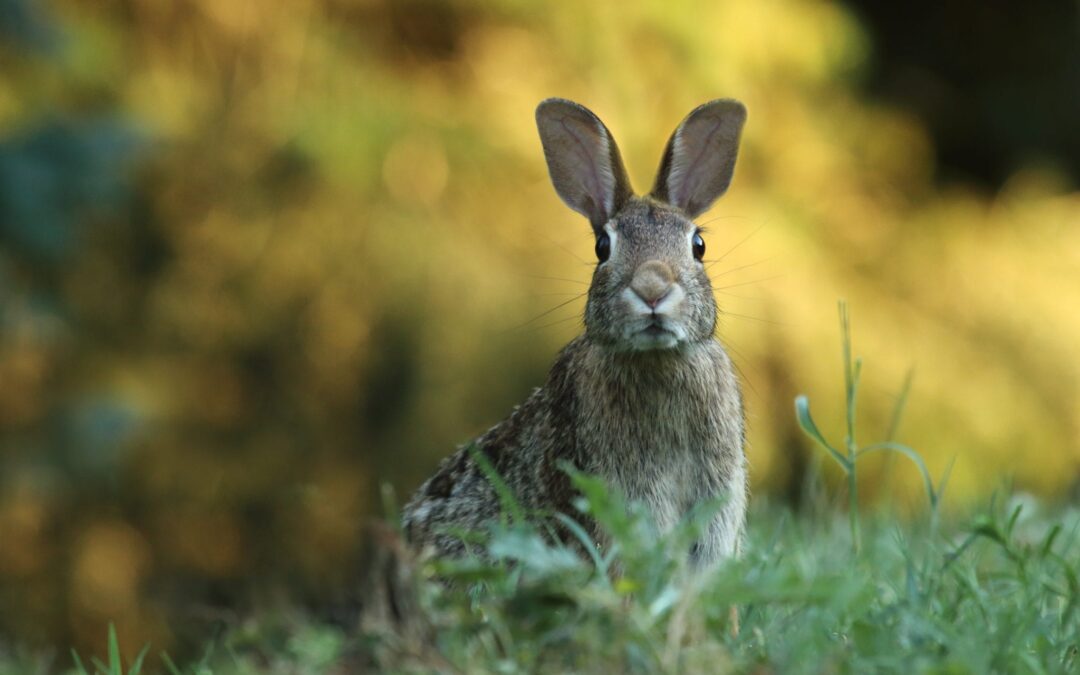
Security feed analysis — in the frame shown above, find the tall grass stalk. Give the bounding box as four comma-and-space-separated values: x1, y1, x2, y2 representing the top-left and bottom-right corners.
795, 301, 949, 554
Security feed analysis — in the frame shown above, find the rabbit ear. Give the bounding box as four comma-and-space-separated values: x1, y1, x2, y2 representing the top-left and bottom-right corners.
536, 98, 634, 232
651, 100, 746, 218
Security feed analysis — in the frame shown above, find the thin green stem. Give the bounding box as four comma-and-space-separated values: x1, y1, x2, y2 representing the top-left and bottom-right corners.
847, 457, 858, 555
840, 301, 860, 555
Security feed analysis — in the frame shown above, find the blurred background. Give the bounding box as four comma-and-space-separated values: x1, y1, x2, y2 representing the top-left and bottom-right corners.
0, 0, 1077, 661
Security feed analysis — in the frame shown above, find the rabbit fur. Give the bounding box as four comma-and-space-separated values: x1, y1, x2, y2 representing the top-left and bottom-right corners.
403, 98, 749, 567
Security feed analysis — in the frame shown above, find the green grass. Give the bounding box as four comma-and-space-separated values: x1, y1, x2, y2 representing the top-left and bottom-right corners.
36, 493, 1079, 674
9, 306, 1080, 674
8, 491, 1080, 674
69, 625, 149, 675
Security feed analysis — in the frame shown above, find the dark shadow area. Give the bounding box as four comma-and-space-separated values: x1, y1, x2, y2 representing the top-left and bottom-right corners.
844, 0, 1080, 188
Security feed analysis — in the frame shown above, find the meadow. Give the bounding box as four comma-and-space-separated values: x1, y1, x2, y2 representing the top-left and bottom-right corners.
26, 493, 1078, 675
7, 318, 1078, 674
12, 464, 1079, 673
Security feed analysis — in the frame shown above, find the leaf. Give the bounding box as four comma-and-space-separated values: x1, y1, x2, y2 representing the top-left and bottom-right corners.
1005, 503, 1023, 538
469, 445, 526, 524
647, 584, 681, 618
1041, 524, 1062, 557
554, 512, 608, 578
856, 441, 938, 510
70, 649, 90, 675
129, 644, 150, 675
967, 514, 1016, 562
107, 623, 121, 675
561, 463, 635, 542
160, 653, 183, 675
935, 455, 957, 506
795, 395, 850, 472
487, 527, 582, 573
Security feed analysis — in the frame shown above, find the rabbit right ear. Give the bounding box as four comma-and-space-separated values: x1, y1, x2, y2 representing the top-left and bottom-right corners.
536, 99, 633, 233
651, 100, 747, 218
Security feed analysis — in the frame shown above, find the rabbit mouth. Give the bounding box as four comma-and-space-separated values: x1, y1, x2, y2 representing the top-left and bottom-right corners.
641, 323, 671, 338
625, 319, 682, 350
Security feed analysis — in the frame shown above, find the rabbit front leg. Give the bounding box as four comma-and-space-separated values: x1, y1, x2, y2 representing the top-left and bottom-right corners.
687, 480, 747, 569
688, 484, 746, 638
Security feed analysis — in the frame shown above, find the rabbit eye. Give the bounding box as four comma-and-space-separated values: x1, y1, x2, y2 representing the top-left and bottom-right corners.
595, 233, 611, 263
692, 232, 706, 261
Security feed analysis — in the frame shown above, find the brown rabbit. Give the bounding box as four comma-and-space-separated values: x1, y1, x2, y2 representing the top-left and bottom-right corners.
403, 98, 748, 567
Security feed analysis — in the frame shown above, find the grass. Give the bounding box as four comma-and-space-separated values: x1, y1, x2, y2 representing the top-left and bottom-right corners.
7, 306, 1080, 674
35, 494, 1078, 674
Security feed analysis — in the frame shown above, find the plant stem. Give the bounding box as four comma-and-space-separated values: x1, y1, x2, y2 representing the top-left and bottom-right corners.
848, 462, 859, 555
840, 301, 860, 555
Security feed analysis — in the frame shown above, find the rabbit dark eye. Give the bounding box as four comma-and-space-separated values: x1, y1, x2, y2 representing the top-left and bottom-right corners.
692, 232, 706, 261
595, 233, 611, 263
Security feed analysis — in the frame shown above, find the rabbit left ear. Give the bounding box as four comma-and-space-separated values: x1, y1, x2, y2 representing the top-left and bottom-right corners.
536, 98, 634, 233
651, 100, 747, 218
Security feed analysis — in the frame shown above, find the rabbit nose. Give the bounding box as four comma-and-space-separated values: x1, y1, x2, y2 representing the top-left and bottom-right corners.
630, 260, 675, 309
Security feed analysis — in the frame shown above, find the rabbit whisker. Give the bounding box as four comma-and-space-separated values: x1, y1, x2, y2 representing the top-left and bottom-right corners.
715, 290, 766, 301
534, 228, 591, 266
708, 257, 772, 275
719, 310, 785, 326
712, 333, 762, 400
530, 314, 585, 332
695, 214, 753, 227
715, 275, 784, 291
711, 223, 765, 266
508, 292, 588, 331
527, 275, 589, 285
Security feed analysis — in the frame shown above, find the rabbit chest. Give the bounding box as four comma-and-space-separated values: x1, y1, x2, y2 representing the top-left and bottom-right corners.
574, 341, 746, 536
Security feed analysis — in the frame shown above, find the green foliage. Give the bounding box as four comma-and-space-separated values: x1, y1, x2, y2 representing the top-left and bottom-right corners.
70, 624, 148, 675
795, 302, 952, 553
55, 491, 1080, 674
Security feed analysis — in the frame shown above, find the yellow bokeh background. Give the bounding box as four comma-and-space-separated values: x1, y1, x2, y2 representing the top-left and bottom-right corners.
0, 0, 1076, 659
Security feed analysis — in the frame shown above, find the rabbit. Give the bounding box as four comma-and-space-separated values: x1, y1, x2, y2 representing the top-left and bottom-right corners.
402, 98, 748, 568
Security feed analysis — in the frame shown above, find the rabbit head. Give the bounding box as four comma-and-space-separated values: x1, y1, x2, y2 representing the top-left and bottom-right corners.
536, 98, 747, 352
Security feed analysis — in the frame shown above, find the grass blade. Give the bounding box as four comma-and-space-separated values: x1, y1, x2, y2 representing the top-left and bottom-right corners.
161, 652, 183, 675
856, 441, 937, 509
107, 623, 121, 675
129, 644, 150, 675
71, 649, 90, 675
795, 395, 850, 472
554, 512, 609, 579
885, 368, 915, 442
469, 444, 526, 524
